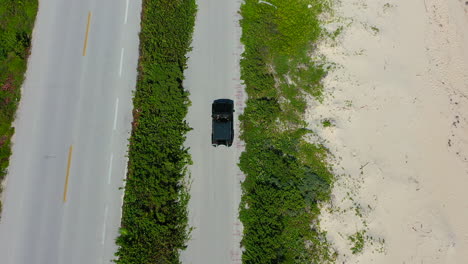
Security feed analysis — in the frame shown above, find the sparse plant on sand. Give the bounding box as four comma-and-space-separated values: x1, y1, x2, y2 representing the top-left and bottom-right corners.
322, 119, 334, 127
348, 230, 365, 254
370, 26, 380, 34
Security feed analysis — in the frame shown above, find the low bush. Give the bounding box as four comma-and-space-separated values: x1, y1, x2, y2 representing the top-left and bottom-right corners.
114, 0, 196, 263
0, 0, 38, 212
239, 0, 335, 262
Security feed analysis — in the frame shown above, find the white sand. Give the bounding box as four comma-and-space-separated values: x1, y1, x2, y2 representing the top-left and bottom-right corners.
307, 0, 468, 262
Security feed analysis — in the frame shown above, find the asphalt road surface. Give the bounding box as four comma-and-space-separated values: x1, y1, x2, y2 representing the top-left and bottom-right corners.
182, 0, 245, 263
0, 0, 141, 263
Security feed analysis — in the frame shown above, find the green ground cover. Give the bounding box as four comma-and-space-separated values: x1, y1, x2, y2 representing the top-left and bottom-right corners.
0, 0, 38, 212
239, 0, 336, 262
114, 0, 196, 263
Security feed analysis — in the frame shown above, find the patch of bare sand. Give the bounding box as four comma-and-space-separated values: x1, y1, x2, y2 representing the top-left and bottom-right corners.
307, 0, 468, 262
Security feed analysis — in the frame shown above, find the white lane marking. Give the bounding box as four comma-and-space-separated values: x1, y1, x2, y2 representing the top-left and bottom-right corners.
119, 48, 124, 77
124, 0, 129, 24
108, 153, 113, 184
101, 205, 109, 245
113, 98, 119, 131
117, 159, 130, 221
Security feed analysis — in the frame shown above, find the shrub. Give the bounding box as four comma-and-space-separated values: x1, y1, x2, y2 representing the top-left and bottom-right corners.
0, 0, 38, 211
114, 0, 196, 263
239, 0, 335, 262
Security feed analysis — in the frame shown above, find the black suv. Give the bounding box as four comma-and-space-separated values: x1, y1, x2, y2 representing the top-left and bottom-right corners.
211, 99, 234, 147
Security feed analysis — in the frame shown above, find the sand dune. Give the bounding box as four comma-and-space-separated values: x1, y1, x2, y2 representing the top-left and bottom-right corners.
308, 0, 468, 262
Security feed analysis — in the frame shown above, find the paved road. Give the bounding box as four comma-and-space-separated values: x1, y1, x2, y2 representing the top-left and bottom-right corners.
182, 0, 245, 263
0, 0, 141, 263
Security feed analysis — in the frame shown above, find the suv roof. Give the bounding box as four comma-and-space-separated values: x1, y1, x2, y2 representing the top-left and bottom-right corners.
211, 99, 234, 147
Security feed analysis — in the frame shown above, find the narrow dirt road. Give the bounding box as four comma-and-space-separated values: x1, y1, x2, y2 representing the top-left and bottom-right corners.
182, 0, 245, 263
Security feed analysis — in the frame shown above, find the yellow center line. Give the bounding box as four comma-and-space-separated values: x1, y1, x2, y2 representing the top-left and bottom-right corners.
82, 12, 92, 56
63, 145, 73, 202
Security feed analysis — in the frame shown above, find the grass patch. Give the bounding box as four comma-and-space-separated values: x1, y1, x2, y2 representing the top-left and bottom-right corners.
113, 0, 196, 263
370, 26, 379, 34
0, 0, 38, 213
348, 231, 365, 254
239, 0, 336, 262
322, 119, 333, 127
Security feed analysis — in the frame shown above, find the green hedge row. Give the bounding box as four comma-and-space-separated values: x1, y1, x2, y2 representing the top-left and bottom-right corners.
114, 0, 196, 263
0, 0, 38, 211
239, 0, 335, 263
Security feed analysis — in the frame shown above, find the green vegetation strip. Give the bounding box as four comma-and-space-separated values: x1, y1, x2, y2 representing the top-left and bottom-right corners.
114, 0, 196, 263
0, 0, 38, 212
239, 0, 335, 262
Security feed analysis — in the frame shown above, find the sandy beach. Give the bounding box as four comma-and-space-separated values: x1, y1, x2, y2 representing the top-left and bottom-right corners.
307, 0, 468, 262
